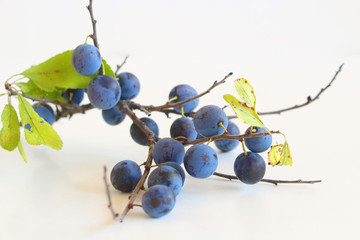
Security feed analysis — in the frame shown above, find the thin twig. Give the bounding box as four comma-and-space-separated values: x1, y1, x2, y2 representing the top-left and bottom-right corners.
260, 178, 322, 185
87, 0, 99, 49
103, 166, 119, 218
144, 72, 233, 112
7, 87, 93, 120
257, 63, 344, 115
119, 104, 160, 143
231, 63, 343, 117
87, 0, 103, 75
55, 103, 94, 120
182, 130, 281, 146
117, 143, 155, 222
115, 56, 129, 75
116, 104, 159, 222
213, 172, 322, 186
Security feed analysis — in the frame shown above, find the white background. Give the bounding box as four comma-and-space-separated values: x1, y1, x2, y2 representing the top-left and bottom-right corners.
0, 0, 359, 239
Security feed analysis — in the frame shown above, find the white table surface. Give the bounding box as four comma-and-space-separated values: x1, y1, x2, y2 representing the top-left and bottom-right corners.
1, 1, 359, 239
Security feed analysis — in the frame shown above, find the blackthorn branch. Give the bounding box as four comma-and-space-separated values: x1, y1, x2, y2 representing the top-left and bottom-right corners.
1, 0, 343, 223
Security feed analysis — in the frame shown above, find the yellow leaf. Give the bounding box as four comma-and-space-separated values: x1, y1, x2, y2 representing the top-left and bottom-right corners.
0, 104, 20, 151
223, 94, 266, 129
268, 141, 293, 166
234, 78, 256, 108
18, 95, 63, 150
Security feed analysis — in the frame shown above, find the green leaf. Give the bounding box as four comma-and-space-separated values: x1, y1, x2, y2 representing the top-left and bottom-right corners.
223, 94, 266, 129
268, 141, 293, 166
17, 140, 28, 163
0, 93, 7, 97
234, 78, 256, 108
17, 95, 62, 150
16, 80, 67, 103
20, 50, 114, 92
102, 59, 115, 78
0, 104, 20, 151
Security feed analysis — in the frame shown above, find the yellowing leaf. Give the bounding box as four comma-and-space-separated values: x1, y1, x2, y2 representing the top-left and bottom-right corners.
17, 95, 62, 150
17, 140, 28, 163
223, 94, 266, 129
0, 104, 20, 151
234, 78, 256, 108
21, 50, 115, 92
268, 141, 293, 166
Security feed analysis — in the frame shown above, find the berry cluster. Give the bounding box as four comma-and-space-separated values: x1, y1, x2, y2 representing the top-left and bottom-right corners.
49, 42, 274, 219
97, 76, 274, 218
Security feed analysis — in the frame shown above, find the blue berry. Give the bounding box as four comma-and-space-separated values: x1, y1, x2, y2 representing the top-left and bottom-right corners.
234, 152, 266, 184
117, 72, 140, 100
25, 103, 55, 131
142, 185, 176, 218
102, 107, 126, 125
184, 144, 218, 178
170, 117, 197, 141
193, 105, 228, 137
71, 44, 102, 76
87, 75, 121, 110
153, 138, 185, 165
162, 162, 186, 186
61, 88, 85, 105
244, 127, 272, 153
168, 84, 199, 113
148, 165, 182, 196
130, 117, 159, 146
215, 121, 240, 152
110, 160, 142, 192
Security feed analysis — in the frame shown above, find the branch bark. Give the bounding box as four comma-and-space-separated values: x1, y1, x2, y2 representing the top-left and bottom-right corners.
143, 72, 233, 112
114, 56, 129, 75
116, 104, 158, 222
87, 0, 99, 49
87, 0, 103, 75
182, 130, 280, 146
103, 166, 118, 218
228, 63, 344, 118
213, 172, 322, 186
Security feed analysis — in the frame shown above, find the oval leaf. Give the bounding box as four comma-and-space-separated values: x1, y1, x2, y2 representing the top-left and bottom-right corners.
21, 50, 114, 92
223, 94, 266, 129
234, 78, 256, 108
0, 104, 20, 151
17, 95, 62, 150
